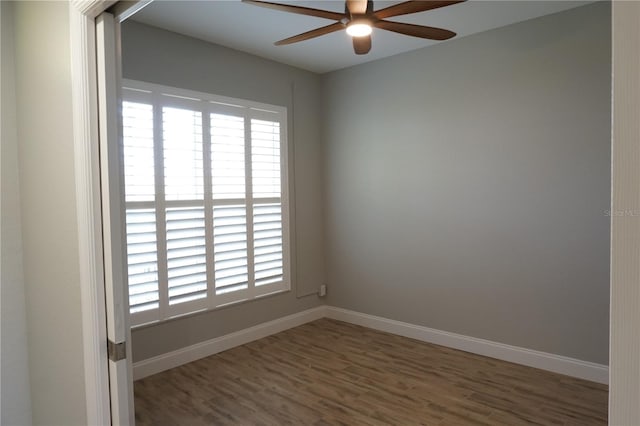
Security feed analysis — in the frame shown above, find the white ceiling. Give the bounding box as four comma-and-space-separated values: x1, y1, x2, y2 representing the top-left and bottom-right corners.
132, 0, 593, 74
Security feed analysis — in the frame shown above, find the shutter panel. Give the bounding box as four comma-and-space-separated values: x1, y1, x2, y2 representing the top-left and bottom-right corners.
251, 119, 281, 198
210, 112, 250, 296
125, 209, 159, 313
122, 101, 154, 202
162, 106, 208, 307
251, 118, 284, 286
253, 203, 283, 286
213, 205, 249, 294
122, 100, 159, 314
163, 107, 204, 201
166, 207, 207, 304
211, 113, 245, 199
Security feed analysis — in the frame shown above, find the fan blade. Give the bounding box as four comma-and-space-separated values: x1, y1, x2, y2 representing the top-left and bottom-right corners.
242, 0, 346, 21
352, 35, 372, 55
374, 20, 456, 40
347, 0, 368, 15
374, 0, 465, 20
275, 22, 345, 45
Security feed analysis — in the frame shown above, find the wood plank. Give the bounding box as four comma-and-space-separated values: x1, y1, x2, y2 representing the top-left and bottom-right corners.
134, 318, 608, 425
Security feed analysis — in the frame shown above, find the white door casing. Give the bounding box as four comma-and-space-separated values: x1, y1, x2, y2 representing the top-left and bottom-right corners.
70, 2, 115, 424
70, 1, 128, 424
96, 11, 135, 425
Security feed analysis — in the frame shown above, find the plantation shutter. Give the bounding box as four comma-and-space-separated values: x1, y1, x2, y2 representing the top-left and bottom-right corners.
125, 209, 159, 313
251, 119, 284, 286
122, 101, 160, 317
162, 107, 208, 310
210, 113, 250, 296
122, 81, 290, 326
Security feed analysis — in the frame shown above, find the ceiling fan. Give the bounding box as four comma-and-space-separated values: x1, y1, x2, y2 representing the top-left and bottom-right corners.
242, 0, 466, 55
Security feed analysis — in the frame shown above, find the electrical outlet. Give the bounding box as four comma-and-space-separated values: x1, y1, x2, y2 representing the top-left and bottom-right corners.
319, 284, 327, 297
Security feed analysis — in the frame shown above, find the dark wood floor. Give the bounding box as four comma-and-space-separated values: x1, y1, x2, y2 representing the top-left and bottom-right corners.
134, 318, 608, 425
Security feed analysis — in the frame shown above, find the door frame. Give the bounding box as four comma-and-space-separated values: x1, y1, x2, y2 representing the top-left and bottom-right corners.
70, 1, 117, 424
69, 1, 145, 424
609, 2, 640, 424
69, 1, 640, 425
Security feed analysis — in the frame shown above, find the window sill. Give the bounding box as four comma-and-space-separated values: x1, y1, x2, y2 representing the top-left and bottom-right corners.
131, 288, 291, 331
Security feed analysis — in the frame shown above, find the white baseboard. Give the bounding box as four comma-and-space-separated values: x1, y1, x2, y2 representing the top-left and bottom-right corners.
325, 307, 609, 384
132, 306, 326, 380
133, 305, 608, 385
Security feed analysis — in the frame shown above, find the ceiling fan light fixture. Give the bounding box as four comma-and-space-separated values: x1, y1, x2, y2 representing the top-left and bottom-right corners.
346, 20, 372, 37
243, 0, 465, 54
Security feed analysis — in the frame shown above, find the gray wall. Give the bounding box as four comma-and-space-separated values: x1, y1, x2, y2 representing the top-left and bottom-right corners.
121, 21, 325, 362
1, 1, 32, 424
323, 2, 611, 364
11, 1, 88, 424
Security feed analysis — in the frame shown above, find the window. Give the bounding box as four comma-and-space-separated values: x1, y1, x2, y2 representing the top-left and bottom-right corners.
121, 80, 290, 326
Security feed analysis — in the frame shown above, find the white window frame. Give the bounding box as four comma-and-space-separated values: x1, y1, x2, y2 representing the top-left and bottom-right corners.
122, 79, 291, 327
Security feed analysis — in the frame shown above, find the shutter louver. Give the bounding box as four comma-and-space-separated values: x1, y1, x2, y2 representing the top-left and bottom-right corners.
166, 207, 207, 305
126, 209, 159, 313
213, 205, 249, 294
